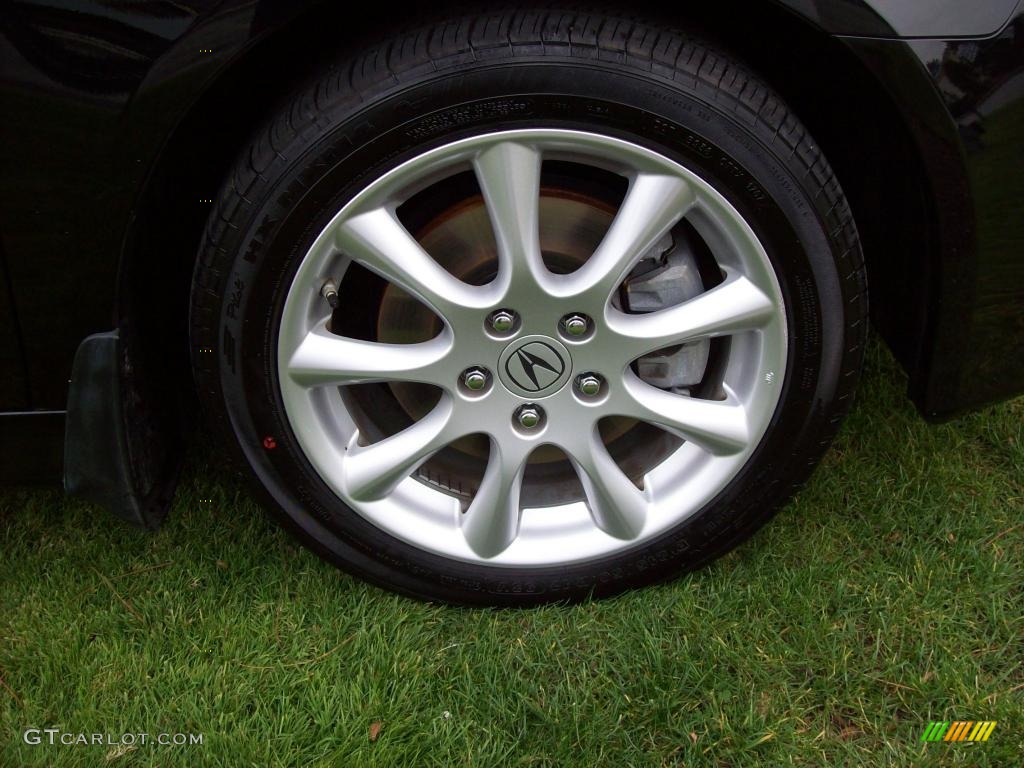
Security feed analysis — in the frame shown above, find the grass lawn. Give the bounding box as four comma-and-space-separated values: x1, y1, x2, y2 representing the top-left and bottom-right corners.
1, 339, 1021, 767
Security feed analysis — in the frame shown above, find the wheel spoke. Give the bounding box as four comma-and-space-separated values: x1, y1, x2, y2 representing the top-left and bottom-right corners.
568, 427, 648, 540
285, 321, 453, 388
342, 396, 456, 501
335, 207, 492, 319
473, 141, 548, 296
557, 173, 696, 303
607, 270, 777, 361
620, 371, 750, 455
460, 439, 530, 558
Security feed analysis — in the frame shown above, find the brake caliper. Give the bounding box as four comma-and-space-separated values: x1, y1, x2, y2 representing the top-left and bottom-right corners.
621, 233, 710, 393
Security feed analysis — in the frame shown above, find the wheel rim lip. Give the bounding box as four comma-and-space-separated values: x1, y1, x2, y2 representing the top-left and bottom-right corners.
276, 128, 788, 567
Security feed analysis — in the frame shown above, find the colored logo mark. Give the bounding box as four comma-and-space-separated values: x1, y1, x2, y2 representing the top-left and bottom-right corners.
920, 721, 996, 742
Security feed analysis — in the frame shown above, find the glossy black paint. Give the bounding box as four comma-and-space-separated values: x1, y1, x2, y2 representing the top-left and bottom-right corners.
908, 20, 1024, 411
0, 0, 1021, 489
2, 0, 270, 409
0, 241, 29, 408
776, 0, 1020, 38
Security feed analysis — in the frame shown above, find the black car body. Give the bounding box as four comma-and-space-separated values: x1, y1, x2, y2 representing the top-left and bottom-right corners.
2, 0, 1022, 528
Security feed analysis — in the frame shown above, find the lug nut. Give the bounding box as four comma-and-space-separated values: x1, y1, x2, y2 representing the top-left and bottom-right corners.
515, 405, 542, 429
576, 373, 602, 397
462, 367, 488, 391
562, 314, 589, 337
489, 310, 517, 333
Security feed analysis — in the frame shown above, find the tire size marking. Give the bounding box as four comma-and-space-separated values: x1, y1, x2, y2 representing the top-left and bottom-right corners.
404, 99, 532, 141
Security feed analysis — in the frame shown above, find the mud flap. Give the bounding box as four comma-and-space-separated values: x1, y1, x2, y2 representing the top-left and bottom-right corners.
64, 330, 180, 529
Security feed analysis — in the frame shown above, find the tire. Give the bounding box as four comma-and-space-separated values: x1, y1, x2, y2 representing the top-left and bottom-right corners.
189, 7, 867, 605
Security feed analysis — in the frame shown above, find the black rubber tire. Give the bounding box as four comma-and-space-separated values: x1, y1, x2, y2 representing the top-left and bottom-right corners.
189, 7, 867, 606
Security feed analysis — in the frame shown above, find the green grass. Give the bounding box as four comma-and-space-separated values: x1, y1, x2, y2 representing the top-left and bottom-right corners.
1, 340, 1021, 767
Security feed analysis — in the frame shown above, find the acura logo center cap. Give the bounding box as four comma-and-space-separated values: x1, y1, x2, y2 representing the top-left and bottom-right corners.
497, 335, 572, 398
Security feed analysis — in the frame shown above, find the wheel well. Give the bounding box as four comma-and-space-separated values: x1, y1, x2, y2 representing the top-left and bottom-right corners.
677, 2, 936, 380
119, 0, 936, 408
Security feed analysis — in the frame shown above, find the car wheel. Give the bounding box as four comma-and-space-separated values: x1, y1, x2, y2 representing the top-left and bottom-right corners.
189, 8, 867, 605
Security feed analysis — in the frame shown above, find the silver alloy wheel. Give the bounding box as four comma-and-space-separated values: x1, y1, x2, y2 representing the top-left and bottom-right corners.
277, 129, 787, 565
